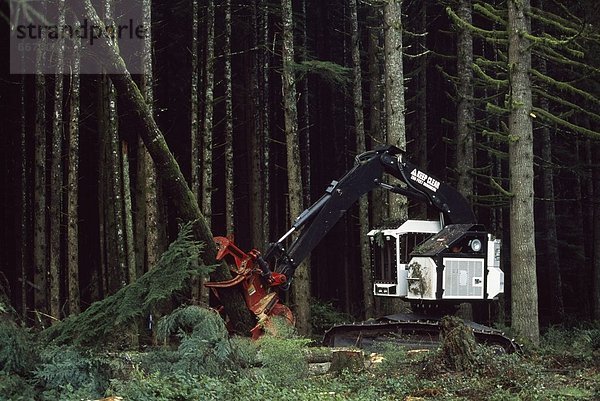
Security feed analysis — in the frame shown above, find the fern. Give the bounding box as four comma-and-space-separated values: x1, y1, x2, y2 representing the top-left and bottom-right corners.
42, 222, 215, 348
33, 345, 119, 399
155, 305, 237, 377
0, 320, 36, 375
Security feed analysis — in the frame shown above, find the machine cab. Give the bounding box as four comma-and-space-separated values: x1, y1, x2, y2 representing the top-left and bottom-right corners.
368, 219, 442, 297
369, 220, 504, 302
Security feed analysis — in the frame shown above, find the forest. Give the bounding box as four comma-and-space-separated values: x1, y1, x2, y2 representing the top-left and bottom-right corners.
1, 0, 600, 399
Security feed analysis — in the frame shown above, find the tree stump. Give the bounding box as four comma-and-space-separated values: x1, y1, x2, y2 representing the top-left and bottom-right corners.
328, 348, 364, 373
439, 316, 477, 372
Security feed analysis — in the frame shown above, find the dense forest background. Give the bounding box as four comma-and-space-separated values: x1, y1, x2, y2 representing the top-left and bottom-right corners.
1, 0, 600, 344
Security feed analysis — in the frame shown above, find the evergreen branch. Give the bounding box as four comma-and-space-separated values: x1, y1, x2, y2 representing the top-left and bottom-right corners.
486, 102, 509, 116
490, 177, 513, 197
532, 88, 600, 123
529, 7, 583, 37
446, 7, 508, 39
41, 223, 215, 348
473, 63, 508, 87
292, 60, 351, 86
473, 2, 507, 26
530, 68, 599, 105
474, 57, 506, 70
473, 91, 505, 104
481, 130, 509, 143
524, 32, 585, 58
534, 47, 600, 75
475, 142, 508, 160
532, 107, 600, 140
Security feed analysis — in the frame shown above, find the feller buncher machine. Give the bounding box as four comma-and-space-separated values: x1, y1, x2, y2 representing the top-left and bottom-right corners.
206, 145, 517, 351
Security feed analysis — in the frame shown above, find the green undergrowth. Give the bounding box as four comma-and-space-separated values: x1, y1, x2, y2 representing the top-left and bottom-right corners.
2, 317, 600, 400
3, 266, 600, 401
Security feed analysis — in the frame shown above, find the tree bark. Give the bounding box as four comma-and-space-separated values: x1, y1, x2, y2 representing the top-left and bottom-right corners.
82, 0, 255, 334
33, 46, 48, 324
384, 0, 408, 223
202, 0, 215, 231
508, 0, 539, 345
455, 0, 474, 322
415, 1, 428, 219
139, 0, 161, 273
368, 16, 386, 227
19, 56, 28, 320
533, 0, 563, 323
593, 141, 600, 320
122, 141, 136, 284
350, 0, 374, 319
49, 0, 66, 322
190, 0, 205, 304
282, 0, 311, 335
224, 0, 235, 235
456, 0, 474, 200
67, 32, 81, 315
249, 0, 270, 249
381, 0, 408, 315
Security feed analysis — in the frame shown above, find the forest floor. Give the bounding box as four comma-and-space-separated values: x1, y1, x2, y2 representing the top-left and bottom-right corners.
2, 310, 599, 401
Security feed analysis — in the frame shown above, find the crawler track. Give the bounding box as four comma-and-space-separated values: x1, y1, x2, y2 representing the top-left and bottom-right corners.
323, 313, 520, 353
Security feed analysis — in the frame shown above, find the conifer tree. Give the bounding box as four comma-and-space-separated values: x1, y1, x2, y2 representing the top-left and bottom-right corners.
49, 0, 66, 321
350, 0, 374, 318
67, 29, 81, 315
507, 0, 539, 345
384, 0, 408, 223
282, 0, 311, 335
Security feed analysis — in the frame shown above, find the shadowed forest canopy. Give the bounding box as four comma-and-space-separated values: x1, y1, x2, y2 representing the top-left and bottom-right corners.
1, 0, 600, 345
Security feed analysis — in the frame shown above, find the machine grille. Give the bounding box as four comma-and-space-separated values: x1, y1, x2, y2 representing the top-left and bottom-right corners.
443, 258, 484, 298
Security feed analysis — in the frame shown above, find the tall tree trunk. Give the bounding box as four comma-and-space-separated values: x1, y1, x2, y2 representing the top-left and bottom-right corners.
224, 0, 235, 234
190, 0, 205, 303
34, 46, 48, 324
202, 0, 215, 230
122, 141, 136, 284
282, 0, 311, 335
108, 79, 127, 290
67, 32, 81, 315
507, 0, 539, 345
533, 0, 563, 323
350, 0, 374, 319
191, 0, 201, 212
568, 140, 589, 316
81, 0, 255, 333
368, 16, 386, 227
250, 0, 270, 249
260, 0, 271, 246
456, 0, 474, 201
415, 0, 428, 219
593, 141, 600, 320
49, 0, 66, 322
98, 89, 108, 297
455, 0, 474, 322
20, 59, 28, 320
300, 0, 311, 208
138, 0, 161, 273
384, 0, 407, 223
380, 0, 408, 315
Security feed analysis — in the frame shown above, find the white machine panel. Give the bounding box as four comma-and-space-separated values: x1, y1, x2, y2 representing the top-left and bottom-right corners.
405, 257, 438, 300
